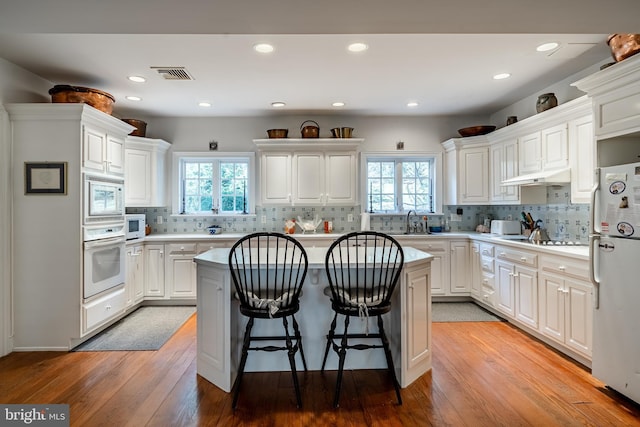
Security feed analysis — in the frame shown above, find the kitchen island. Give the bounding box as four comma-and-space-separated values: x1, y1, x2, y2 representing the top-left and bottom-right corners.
193, 246, 433, 392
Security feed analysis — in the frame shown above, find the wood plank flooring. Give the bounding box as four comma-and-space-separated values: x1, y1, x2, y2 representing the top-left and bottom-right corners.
1, 315, 639, 426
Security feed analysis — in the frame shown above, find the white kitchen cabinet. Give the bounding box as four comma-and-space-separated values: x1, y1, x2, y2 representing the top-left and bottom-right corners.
82, 285, 127, 334
490, 139, 519, 203
144, 244, 165, 298
125, 137, 170, 207
260, 152, 292, 205
442, 138, 490, 205
83, 124, 126, 176
539, 254, 592, 358
518, 124, 568, 174
125, 242, 145, 307
569, 115, 596, 204
258, 141, 359, 206
166, 243, 197, 299
572, 54, 640, 139
495, 246, 538, 327
470, 242, 496, 306
449, 240, 469, 294
400, 263, 432, 386
518, 131, 542, 175
400, 239, 449, 296
541, 123, 569, 170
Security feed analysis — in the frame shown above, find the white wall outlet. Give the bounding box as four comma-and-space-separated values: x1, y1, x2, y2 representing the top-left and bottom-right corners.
261, 215, 267, 224
156, 215, 163, 224
347, 214, 354, 222
450, 213, 462, 222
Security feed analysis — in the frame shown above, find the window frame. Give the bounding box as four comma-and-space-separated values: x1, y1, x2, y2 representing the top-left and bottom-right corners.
171, 152, 256, 216
360, 151, 443, 215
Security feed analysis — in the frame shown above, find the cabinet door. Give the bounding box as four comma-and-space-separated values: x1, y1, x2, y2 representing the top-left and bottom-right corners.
404, 266, 431, 373
125, 247, 137, 308
564, 278, 593, 357
496, 260, 515, 317
144, 244, 165, 297
449, 240, 469, 293
261, 153, 292, 205
167, 256, 197, 298
539, 273, 565, 344
325, 152, 357, 205
125, 148, 152, 206
515, 265, 538, 328
518, 132, 541, 174
502, 139, 520, 201
83, 125, 107, 172
490, 143, 505, 202
133, 245, 144, 303
470, 242, 482, 298
106, 134, 125, 176
569, 115, 595, 204
292, 152, 324, 205
542, 123, 568, 170
458, 147, 489, 203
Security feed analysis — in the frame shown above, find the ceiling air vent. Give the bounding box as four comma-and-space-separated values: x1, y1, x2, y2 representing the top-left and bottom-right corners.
150, 66, 194, 80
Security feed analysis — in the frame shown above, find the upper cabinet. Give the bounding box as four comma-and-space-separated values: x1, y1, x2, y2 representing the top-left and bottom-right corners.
255, 139, 361, 206
442, 138, 490, 205
446, 95, 593, 205
125, 136, 171, 207
83, 124, 127, 176
572, 54, 640, 140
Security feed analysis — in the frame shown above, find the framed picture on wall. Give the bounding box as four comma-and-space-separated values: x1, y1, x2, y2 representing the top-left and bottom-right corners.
24, 162, 68, 195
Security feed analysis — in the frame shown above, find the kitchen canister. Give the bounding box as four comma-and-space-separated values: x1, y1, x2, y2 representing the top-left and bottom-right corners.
536, 93, 558, 113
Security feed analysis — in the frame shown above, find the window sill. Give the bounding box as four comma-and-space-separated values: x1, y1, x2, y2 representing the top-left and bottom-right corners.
171, 213, 256, 219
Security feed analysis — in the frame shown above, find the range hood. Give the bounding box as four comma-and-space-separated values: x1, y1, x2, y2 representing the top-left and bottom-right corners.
501, 167, 571, 186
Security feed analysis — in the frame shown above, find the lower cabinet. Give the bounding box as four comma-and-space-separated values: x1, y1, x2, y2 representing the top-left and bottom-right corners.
144, 244, 165, 298
538, 254, 593, 358
166, 243, 198, 299
398, 239, 449, 296
495, 246, 538, 329
449, 240, 469, 294
82, 285, 126, 334
125, 242, 145, 307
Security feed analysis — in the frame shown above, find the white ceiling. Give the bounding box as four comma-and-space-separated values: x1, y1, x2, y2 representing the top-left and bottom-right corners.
0, 0, 637, 118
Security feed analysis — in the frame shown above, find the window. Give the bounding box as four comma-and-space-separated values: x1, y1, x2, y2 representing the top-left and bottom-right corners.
364, 154, 441, 214
173, 153, 255, 215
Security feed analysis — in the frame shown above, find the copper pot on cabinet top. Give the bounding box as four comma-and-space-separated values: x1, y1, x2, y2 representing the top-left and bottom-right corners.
300, 120, 319, 138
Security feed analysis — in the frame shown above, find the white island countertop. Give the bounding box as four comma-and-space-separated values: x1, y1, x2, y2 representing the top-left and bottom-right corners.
194, 245, 433, 269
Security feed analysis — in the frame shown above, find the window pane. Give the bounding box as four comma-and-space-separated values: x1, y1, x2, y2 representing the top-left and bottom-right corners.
380, 162, 394, 177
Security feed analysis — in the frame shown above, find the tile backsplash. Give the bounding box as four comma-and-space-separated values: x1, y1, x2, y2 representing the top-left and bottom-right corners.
128, 185, 589, 242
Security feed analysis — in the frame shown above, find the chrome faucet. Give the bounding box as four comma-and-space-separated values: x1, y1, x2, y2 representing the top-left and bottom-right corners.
405, 210, 415, 234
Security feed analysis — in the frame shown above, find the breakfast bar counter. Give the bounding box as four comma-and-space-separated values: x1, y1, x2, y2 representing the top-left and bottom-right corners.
193, 246, 434, 392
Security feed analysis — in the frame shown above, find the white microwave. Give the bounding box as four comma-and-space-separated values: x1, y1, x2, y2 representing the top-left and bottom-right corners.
84, 175, 124, 223
125, 214, 146, 240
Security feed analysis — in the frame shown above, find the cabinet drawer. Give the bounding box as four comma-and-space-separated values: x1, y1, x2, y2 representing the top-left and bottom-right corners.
480, 243, 495, 257
415, 240, 448, 253
167, 243, 197, 255
540, 255, 589, 281
496, 246, 537, 267
481, 256, 494, 273
83, 287, 126, 333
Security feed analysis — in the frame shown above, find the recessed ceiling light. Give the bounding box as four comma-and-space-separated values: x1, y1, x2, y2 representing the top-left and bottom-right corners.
332, 102, 345, 107
536, 42, 559, 52
347, 42, 368, 52
493, 73, 511, 80
125, 96, 142, 101
271, 101, 286, 108
199, 102, 212, 107
407, 102, 419, 107
254, 43, 274, 53
127, 75, 146, 83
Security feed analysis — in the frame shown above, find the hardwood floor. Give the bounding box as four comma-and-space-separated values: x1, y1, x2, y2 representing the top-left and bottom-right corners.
1, 315, 639, 426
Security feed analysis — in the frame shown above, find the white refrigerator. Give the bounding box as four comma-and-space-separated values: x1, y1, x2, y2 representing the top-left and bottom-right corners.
591, 162, 640, 404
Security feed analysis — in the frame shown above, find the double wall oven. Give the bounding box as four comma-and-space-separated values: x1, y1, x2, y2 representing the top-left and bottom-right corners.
83, 174, 126, 299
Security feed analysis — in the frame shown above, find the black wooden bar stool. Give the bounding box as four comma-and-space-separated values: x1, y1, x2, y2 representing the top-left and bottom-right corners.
228, 232, 308, 409
321, 231, 404, 408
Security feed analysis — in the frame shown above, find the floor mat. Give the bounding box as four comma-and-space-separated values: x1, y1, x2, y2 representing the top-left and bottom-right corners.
432, 302, 504, 322
73, 306, 196, 351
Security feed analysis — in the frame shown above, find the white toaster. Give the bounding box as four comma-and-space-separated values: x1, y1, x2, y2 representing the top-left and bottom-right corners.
490, 220, 522, 235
